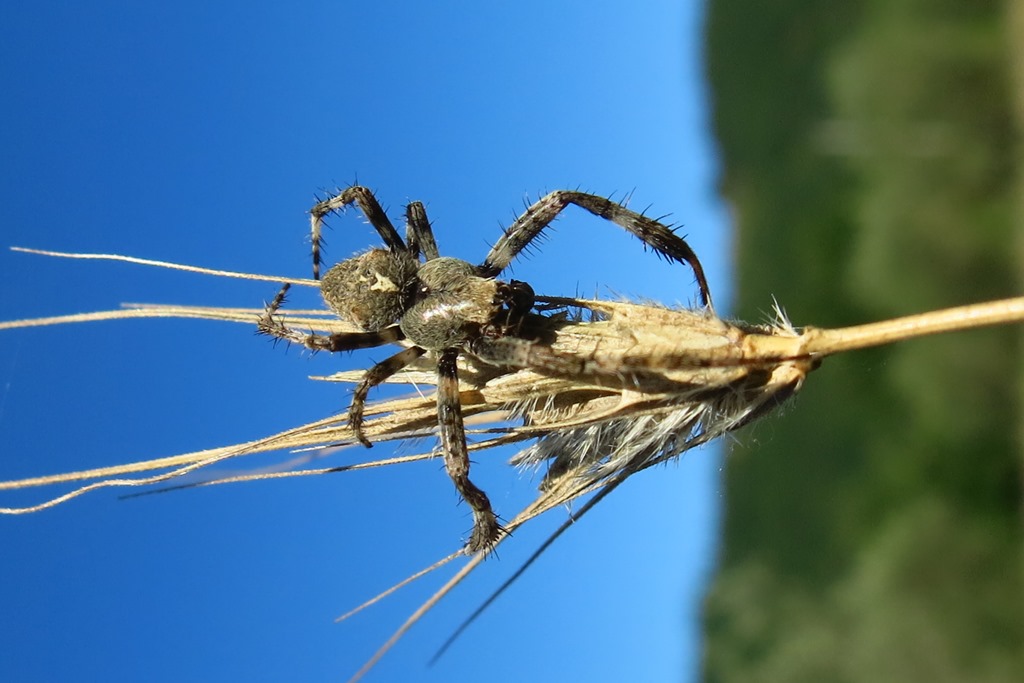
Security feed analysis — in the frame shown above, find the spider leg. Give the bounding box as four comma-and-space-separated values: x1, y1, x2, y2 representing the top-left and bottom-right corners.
257, 283, 405, 352
436, 348, 501, 552
479, 191, 714, 309
310, 185, 407, 280
471, 334, 587, 376
404, 201, 440, 261
348, 345, 427, 447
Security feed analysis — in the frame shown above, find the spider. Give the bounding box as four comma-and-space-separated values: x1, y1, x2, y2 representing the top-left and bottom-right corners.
258, 185, 713, 552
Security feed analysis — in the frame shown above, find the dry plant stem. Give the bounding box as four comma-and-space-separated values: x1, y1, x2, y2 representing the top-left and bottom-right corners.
9, 246, 319, 287
333, 551, 463, 624
6, 247, 1024, 681
340, 295, 1024, 682
0, 306, 266, 330
0, 304, 344, 332
0, 400, 451, 508
802, 296, 1024, 356
4, 296, 1024, 505
0, 413, 363, 513
537, 296, 1024, 371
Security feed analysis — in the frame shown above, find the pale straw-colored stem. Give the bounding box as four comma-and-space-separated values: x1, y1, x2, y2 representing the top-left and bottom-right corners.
10, 246, 319, 287
803, 296, 1024, 356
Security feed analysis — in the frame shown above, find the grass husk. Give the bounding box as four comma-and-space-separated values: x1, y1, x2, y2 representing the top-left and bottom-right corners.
3, 248, 1024, 679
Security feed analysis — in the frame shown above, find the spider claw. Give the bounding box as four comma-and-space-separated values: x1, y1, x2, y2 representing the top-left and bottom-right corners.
466, 511, 502, 555
347, 408, 374, 448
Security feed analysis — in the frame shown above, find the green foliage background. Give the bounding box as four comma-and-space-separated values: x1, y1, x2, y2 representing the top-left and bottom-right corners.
702, 0, 1023, 680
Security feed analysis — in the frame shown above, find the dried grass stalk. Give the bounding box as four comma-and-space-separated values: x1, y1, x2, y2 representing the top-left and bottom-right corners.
3, 248, 1024, 680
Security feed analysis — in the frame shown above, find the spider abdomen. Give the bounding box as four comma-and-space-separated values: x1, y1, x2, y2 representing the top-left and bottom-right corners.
320, 248, 418, 331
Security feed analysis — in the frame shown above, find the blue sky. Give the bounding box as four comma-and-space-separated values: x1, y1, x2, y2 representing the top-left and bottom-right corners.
0, 2, 732, 681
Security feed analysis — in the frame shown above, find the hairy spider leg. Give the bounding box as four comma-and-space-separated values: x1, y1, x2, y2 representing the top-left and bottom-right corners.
470, 334, 589, 376
436, 348, 502, 552
257, 283, 407, 352
479, 190, 714, 309
310, 185, 408, 280
348, 345, 427, 447
404, 201, 440, 261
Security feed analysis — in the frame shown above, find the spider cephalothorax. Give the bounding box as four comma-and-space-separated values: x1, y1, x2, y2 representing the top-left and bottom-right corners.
259, 185, 712, 552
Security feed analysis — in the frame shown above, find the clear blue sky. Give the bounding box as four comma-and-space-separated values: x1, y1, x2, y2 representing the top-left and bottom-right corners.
0, 2, 732, 681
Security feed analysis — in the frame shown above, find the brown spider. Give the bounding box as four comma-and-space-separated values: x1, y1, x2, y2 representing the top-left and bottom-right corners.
258, 185, 712, 552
